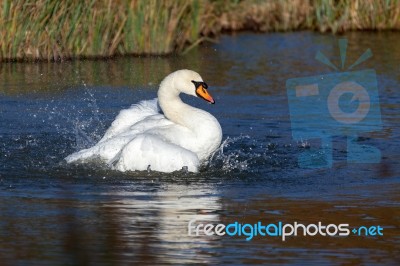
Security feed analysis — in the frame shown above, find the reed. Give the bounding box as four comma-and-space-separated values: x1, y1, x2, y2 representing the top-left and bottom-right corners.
0, 0, 399, 61
0, 0, 203, 61
312, 0, 400, 32
210, 0, 400, 33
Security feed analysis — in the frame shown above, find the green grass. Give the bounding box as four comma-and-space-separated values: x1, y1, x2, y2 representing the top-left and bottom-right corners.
0, 0, 399, 61
0, 0, 203, 61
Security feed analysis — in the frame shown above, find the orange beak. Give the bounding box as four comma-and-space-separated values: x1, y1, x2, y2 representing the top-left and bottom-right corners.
195, 84, 215, 104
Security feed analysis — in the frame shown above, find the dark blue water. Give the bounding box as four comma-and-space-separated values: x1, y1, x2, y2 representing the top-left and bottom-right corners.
0, 32, 399, 265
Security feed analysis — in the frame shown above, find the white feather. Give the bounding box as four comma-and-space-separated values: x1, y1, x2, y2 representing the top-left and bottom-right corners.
65, 70, 222, 173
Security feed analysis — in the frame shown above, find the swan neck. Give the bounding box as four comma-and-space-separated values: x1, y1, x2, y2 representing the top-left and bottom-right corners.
158, 78, 193, 126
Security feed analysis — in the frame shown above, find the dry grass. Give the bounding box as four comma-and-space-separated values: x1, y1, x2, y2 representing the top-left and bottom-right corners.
210, 0, 400, 33
0, 0, 203, 61
0, 0, 399, 61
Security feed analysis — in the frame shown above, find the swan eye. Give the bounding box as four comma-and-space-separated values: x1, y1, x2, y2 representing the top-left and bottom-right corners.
191, 80, 208, 90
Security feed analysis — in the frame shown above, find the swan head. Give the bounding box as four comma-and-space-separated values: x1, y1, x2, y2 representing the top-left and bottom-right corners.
163, 69, 215, 104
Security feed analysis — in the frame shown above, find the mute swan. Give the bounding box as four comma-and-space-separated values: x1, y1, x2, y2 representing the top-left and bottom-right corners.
65, 69, 222, 173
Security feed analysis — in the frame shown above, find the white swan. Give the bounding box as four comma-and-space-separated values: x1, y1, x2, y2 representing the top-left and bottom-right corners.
65, 69, 222, 173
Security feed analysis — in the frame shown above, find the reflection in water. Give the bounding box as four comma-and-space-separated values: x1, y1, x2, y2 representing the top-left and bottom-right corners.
105, 184, 222, 264
0, 50, 210, 96
0, 181, 398, 265
1, 31, 400, 264
0, 181, 222, 265
217, 184, 400, 265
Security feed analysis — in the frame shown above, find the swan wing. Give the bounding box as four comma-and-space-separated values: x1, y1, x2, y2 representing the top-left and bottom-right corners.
65, 98, 163, 164
99, 98, 163, 142
65, 98, 197, 172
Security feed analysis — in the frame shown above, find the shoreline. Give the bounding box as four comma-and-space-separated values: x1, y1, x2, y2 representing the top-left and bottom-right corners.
1, 0, 399, 62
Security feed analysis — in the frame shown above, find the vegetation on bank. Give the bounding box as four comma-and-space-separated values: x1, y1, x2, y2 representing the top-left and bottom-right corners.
0, 0, 399, 61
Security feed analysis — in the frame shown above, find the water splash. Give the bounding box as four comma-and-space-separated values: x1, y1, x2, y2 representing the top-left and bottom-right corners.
207, 135, 253, 172
68, 81, 107, 150
205, 135, 297, 174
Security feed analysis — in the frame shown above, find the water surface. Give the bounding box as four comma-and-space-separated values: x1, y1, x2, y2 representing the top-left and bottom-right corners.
0, 32, 399, 265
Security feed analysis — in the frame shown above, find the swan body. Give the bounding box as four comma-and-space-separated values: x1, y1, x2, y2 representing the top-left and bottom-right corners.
65, 69, 222, 173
